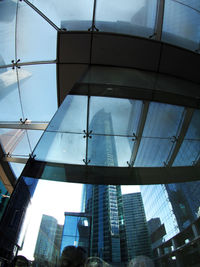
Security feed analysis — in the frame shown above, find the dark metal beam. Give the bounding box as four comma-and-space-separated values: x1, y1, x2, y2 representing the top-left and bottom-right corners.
70, 83, 200, 110
166, 108, 194, 166
22, 159, 200, 185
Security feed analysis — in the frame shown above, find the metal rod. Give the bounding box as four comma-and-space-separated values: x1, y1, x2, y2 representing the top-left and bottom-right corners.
20, 0, 60, 31
0, 59, 57, 69
129, 101, 149, 167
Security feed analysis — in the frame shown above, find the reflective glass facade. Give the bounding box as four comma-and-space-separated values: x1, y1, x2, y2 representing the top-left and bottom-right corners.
61, 212, 91, 255
122, 193, 152, 259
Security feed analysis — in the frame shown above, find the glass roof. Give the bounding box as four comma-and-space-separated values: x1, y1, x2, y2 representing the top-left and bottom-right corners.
0, 2, 200, 266
0, 0, 199, 179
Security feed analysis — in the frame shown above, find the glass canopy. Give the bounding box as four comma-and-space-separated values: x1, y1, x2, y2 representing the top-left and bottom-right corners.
0, 1, 200, 267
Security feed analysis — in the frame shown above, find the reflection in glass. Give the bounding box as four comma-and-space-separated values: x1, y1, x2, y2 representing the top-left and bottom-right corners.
33, 0, 94, 31
134, 138, 174, 167
89, 97, 142, 136
48, 95, 87, 133
162, 0, 200, 51
95, 0, 157, 37
34, 132, 86, 164
143, 102, 184, 138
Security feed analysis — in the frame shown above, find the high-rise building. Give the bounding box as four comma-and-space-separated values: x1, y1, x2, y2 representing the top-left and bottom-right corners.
141, 180, 200, 250
141, 185, 179, 250
34, 214, 60, 266
122, 192, 152, 260
82, 109, 128, 263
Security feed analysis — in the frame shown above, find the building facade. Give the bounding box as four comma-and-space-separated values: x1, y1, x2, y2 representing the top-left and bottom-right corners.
34, 214, 60, 266
60, 212, 91, 255
82, 108, 128, 263
122, 192, 152, 260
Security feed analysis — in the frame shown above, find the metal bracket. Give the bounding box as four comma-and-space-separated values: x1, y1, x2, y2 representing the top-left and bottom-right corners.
149, 33, 157, 39
83, 159, 90, 165
29, 153, 36, 159
83, 130, 92, 138
170, 136, 178, 143
11, 59, 21, 69
132, 133, 137, 141
127, 161, 131, 167
88, 25, 99, 32
20, 118, 28, 124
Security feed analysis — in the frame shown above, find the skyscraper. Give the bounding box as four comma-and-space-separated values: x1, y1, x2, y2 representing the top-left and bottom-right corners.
82, 108, 128, 263
141, 180, 200, 251
122, 192, 152, 260
34, 214, 60, 266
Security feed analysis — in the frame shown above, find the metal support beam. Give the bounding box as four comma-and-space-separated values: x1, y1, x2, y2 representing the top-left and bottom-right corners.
0, 60, 57, 70
154, 0, 165, 41
22, 159, 200, 185
19, 0, 61, 31
166, 108, 194, 166
3, 156, 28, 165
0, 122, 48, 131
129, 101, 149, 167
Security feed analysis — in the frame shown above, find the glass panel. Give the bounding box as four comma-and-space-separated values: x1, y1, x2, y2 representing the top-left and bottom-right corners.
48, 95, 87, 133
0, 0, 16, 66
173, 140, 200, 166
0, 129, 29, 155
88, 135, 133, 166
185, 109, 200, 139
16, 1, 57, 61
11, 130, 31, 157
134, 138, 174, 167
17, 64, 57, 121
34, 132, 86, 164
27, 130, 44, 152
9, 162, 25, 179
33, 0, 94, 31
162, 0, 200, 51
89, 96, 142, 136
0, 68, 22, 121
95, 0, 157, 37
143, 102, 184, 138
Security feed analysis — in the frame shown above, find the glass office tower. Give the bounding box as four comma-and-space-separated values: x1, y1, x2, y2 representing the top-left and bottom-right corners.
82, 108, 128, 263
34, 214, 60, 266
122, 193, 152, 260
